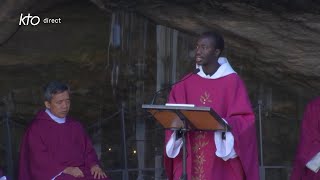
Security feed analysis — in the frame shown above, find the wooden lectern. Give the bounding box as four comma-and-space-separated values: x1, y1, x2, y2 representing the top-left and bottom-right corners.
142, 104, 230, 180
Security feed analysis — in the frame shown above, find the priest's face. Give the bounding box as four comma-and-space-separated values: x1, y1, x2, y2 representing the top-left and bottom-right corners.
45, 90, 70, 118
195, 37, 220, 66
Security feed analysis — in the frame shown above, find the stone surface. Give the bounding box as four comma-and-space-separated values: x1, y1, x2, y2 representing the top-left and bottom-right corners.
133, 2, 320, 97
1, 0, 320, 96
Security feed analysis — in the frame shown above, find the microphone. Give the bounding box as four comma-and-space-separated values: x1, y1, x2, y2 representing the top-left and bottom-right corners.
150, 68, 200, 104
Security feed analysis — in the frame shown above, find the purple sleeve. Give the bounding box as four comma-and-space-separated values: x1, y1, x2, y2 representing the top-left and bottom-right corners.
296, 102, 320, 164
291, 99, 320, 179
19, 126, 66, 180
164, 85, 186, 179
164, 87, 177, 180
81, 127, 99, 169
168, 84, 186, 104
224, 76, 259, 180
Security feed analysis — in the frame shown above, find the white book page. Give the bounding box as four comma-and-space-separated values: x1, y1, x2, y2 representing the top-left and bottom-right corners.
165, 103, 195, 107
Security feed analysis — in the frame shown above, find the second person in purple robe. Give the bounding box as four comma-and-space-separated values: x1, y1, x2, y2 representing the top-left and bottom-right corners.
19, 81, 110, 180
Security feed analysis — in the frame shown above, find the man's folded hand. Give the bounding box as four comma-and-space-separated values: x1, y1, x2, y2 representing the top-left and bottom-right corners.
63, 167, 84, 178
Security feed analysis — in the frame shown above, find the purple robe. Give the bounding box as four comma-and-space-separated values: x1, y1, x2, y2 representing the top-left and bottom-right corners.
291, 97, 320, 180
19, 110, 110, 180
164, 73, 259, 180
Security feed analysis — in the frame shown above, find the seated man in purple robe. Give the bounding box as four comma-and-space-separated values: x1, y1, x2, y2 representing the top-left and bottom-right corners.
291, 97, 320, 180
19, 81, 110, 180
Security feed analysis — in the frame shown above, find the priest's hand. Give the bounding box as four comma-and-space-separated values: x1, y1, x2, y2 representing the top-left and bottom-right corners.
63, 167, 84, 178
90, 164, 108, 179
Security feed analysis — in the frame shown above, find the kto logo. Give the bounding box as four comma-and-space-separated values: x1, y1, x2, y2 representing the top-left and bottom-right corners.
19, 13, 40, 26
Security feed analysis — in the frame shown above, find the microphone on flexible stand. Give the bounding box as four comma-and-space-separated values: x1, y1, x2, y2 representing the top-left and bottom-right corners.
150, 68, 200, 104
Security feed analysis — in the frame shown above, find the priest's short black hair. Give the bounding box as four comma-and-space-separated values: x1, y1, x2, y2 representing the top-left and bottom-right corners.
199, 31, 224, 52
43, 81, 70, 101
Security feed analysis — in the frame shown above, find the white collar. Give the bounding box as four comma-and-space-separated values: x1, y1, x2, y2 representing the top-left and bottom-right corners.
196, 57, 236, 79
45, 109, 66, 124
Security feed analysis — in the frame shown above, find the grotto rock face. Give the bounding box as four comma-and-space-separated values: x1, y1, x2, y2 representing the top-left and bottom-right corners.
138, 3, 320, 96
2, 0, 320, 96
129, 1, 320, 96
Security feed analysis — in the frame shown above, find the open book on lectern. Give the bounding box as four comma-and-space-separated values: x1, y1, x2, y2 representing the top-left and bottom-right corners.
142, 103, 231, 131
